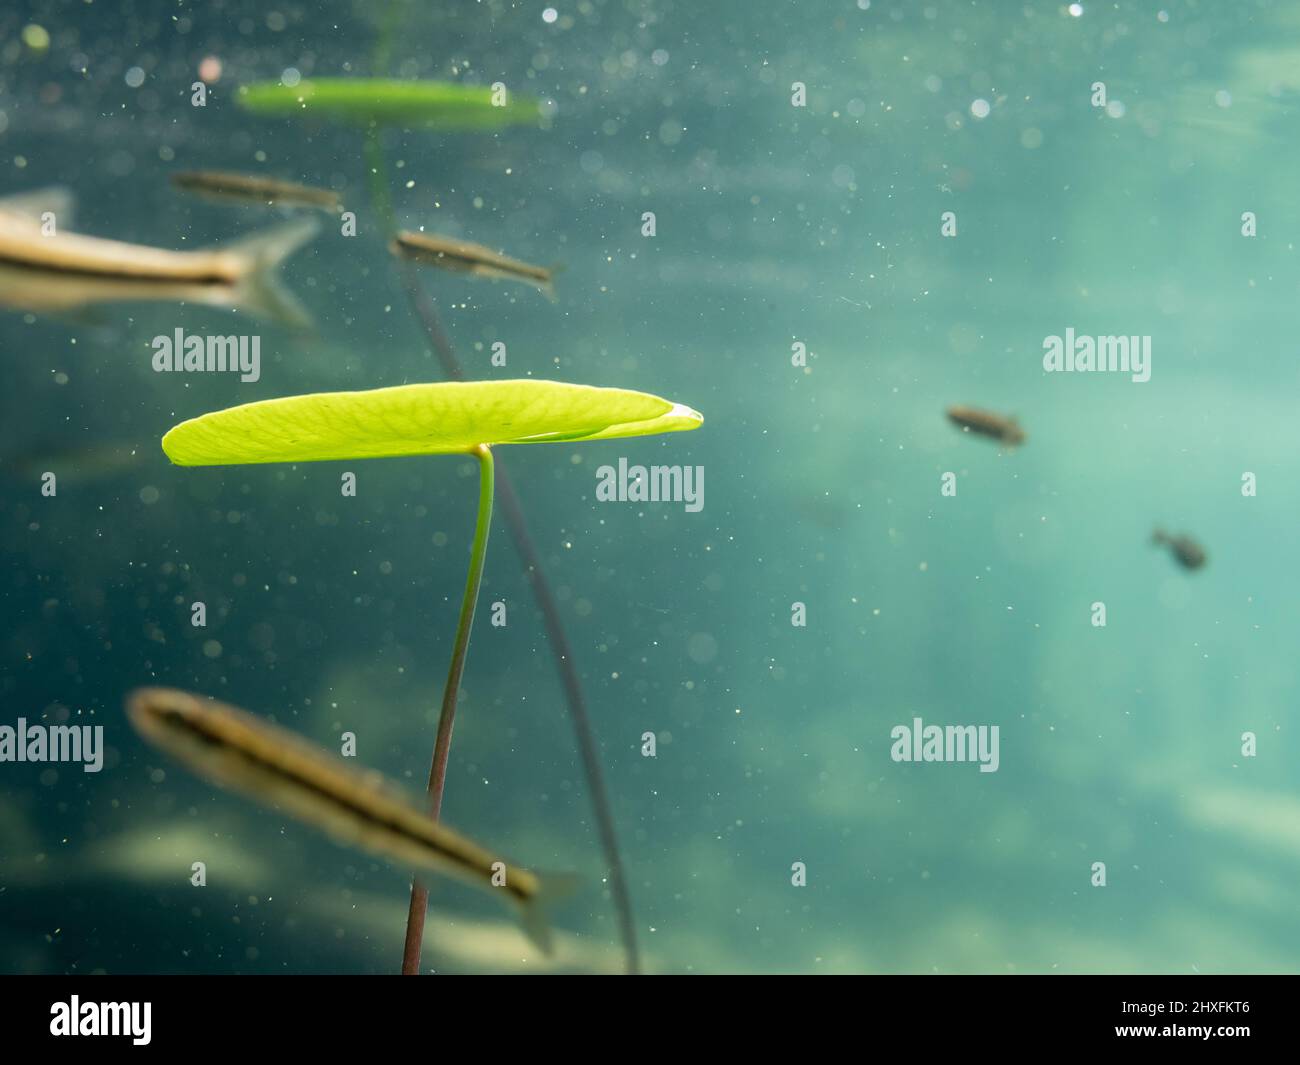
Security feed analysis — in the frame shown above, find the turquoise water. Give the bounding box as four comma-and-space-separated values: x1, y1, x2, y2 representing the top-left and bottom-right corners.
2, 1, 1298, 974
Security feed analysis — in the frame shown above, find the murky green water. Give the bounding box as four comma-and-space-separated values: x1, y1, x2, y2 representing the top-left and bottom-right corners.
2, 1, 1298, 974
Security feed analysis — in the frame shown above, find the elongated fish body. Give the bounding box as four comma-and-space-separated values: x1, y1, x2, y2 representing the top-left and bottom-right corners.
390, 230, 555, 298
171, 170, 342, 212
1153, 528, 1207, 570
0, 190, 319, 327
125, 687, 569, 951
1, 441, 143, 483
0, 259, 308, 325
946, 405, 1026, 446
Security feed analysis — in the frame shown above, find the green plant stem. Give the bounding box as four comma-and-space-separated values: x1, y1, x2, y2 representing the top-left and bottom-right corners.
363, 126, 396, 234
371, 0, 407, 80
401, 443, 494, 974
361, 21, 639, 967
397, 260, 641, 975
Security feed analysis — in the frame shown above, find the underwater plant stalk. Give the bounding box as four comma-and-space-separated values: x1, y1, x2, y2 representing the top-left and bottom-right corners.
360, 10, 639, 966
365, 165, 641, 977
398, 262, 642, 974
400, 443, 494, 974
363, 127, 396, 233
490, 460, 642, 974
371, 0, 407, 83
397, 261, 461, 374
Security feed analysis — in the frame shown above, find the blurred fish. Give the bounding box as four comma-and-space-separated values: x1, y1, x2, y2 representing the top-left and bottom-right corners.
946, 405, 1026, 447
0, 188, 319, 328
0, 440, 145, 483
1153, 528, 1207, 570
171, 170, 342, 213
391, 230, 557, 299
799, 490, 857, 531
126, 687, 576, 953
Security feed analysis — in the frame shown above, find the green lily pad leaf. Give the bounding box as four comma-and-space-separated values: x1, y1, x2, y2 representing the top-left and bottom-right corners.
236, 79, 541, 130
161, 380, 703, 467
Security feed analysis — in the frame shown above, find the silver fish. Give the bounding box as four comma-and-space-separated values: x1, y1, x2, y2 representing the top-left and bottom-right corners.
172, 170, 342, 212
390, 229, 557, 299
0, 188, 318, 328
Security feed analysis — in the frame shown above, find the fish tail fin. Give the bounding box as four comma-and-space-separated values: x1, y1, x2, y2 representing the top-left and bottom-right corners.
0, 186, 76, 227
1152, 527, 1167, 545
516, 871, 581, 955
222, 217, 320, 330
541, 262, 566, 303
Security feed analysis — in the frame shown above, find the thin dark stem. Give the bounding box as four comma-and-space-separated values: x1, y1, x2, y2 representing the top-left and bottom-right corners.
401, 444, 494, 974
362, 97, 640, 972
371, 0, 406, 79
363, 127, 395, 234
491, 462, 641, 974
398, 261, 464, 379
397, 261, 640, 974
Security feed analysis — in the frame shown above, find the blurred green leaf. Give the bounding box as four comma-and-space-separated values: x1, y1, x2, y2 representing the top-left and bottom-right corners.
236, 78, 542, 130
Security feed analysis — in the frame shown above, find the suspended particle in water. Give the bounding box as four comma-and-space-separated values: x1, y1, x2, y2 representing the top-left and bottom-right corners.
21, 24, 50, 52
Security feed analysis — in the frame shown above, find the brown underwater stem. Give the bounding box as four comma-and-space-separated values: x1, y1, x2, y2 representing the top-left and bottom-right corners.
401, 443, 494, 974
397, 263, 641, 974
395, 263, 639, 972
489, 463, 641, 974
359, 86, 639, 970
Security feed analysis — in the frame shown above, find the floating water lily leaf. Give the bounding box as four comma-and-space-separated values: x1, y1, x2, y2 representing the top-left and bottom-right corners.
236, 79, 541, 130
161, 380, 703, 466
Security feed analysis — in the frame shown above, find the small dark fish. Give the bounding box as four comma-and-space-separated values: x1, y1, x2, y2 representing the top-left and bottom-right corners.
171, 170, 341, 213
126, 686, 575, 952
1153, 528, 1207, 570
390, 230, 556, 299
946, 405, 1025, 446
1, 441, 144, 483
